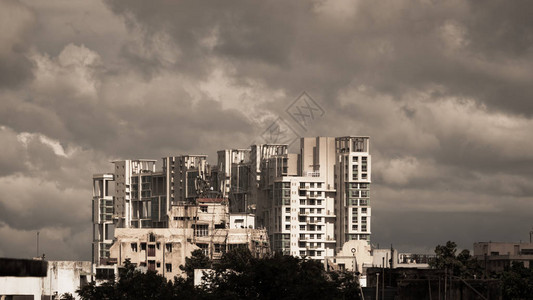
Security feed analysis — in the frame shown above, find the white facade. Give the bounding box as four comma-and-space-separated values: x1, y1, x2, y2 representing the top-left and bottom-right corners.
112, 159, 157, 229
92, 173, 114, 264
334, 136, 372, 247
0, 260, 91, 300
256, 136, 372, 261
229, 213, 255, 229
216, 149, 250, 199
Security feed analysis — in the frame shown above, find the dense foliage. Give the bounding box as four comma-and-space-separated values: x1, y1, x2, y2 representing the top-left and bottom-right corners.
430, 241, 533, 299
429, 241, 483, 278
77, 248, 362, 300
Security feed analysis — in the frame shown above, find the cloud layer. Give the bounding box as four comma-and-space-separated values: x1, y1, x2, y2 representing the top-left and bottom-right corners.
1, 0, 532, 259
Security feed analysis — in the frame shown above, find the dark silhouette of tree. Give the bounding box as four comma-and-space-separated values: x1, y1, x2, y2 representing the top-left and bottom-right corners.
429, 241, 482, 278
78, 250, 361, 300
179, 249, 211, 281
500, 262, 533, 299
59, 293, 75, 300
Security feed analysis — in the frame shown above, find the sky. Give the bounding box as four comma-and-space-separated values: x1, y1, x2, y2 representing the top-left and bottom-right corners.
1, 0, 533, 260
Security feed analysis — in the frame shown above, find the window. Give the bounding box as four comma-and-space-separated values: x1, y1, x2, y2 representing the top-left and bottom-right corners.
197, 243, 209, 256
156, 262, 161, 268
140, 243, 146, 251
214, 244, 225, 254
362, 208, 367, 214
148, 245, 156, 256
166, 243, 172, 252
285, 224, 290, 230
149, 233, 156, 242
317, 183, 322, 188
286, 208, 290, 213
300, 251, 306, 257
300, 225, 306, 231
285, 216, 290, 222
352, 157, 358, 162
131, 243, 138, 252
148, 260, 155, 271
194, 224, 209, 237
200, 206, 208, 213
317, 234, 322, 239
352, 225, 358, 230
166, 264, 172, 272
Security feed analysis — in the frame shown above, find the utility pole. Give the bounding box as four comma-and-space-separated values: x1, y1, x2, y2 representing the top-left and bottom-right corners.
376, 273, 380, 300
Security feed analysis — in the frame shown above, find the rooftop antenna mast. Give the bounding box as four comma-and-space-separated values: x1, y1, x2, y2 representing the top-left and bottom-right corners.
530, 227, 533, 243
36, 231, 39, 258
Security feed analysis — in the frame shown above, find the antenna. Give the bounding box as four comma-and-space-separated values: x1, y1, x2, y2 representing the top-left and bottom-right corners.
36, 231, 39, 258
530, 227, 533, 243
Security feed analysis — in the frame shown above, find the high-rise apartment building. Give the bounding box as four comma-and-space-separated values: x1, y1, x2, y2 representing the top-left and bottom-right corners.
335, 137, 372, 246
163, 155, 209, 205
255, 136, 371, 260
111, 159, 157, 229
92, 173, 115, 264
92, 135, 371, 265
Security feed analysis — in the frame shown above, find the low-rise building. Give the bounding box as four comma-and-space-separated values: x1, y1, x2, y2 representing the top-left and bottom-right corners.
109, 226, 269, 281
474, 241, 533, 272
0, 258, 91, 300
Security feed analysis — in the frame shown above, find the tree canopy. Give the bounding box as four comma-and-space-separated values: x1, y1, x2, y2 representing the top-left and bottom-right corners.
78, 249, 362, 300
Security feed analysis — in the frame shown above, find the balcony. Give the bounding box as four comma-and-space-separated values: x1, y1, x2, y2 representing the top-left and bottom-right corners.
324, 237, 336, 243
306, 171, 320, 177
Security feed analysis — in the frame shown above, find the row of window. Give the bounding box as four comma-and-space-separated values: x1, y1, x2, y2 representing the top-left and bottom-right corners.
130, 242, 173, 253
300, 250, 323, 257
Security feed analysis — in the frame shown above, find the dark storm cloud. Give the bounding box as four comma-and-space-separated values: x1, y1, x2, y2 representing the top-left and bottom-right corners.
1, 0, 533, 260
106, 0, 533, 116
0, 0, 35, 88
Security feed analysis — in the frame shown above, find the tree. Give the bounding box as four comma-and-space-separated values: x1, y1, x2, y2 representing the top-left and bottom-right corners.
60, 293, 75, 300
206, 249, 359, 300
180, 249, 212, 281
500, 262, 533, 299
429, 241, 482, 278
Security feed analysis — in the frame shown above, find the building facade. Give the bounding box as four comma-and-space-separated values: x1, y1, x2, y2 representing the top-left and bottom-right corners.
92, 135, 371, 266
255, 136, 372, 260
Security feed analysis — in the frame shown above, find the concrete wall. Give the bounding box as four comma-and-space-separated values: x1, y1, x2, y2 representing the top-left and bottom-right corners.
0, 260, 91, 300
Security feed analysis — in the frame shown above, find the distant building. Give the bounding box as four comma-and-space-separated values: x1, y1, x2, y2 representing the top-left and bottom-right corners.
91, 135, 372, 266
163, 155, 210, 204
92, 173, 115, 265
0, 258, 91, 300
255, 136, 371, 260
109, 226, 269, 281
474, 241, 533, 272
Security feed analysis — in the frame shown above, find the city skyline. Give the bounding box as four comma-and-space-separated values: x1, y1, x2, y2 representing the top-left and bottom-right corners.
1, 0, 533, 261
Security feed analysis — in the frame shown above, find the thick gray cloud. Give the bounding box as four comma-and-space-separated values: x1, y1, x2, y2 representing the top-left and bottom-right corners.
0, 0, 532, 260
